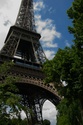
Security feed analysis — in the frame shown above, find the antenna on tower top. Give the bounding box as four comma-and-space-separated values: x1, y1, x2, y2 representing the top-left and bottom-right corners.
15, 0, 36, 32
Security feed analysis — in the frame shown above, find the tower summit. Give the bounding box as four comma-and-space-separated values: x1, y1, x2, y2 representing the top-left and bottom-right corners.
0, 0, 61, 124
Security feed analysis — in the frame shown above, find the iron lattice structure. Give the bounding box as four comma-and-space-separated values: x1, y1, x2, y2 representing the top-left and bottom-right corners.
0, 0, 46, 64
0, 0, 61, 124
15, 0, 36, 32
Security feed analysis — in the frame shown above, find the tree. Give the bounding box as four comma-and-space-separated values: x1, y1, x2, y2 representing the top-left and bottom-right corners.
0, 62, 22, 123
43, 47, 82, 124
0, 62, 32, 125
67, 0, 83, 123
43, 0, 83, 124
43, 119, 51, 125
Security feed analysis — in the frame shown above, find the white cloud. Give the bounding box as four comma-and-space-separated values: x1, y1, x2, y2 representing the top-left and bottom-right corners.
35, 14, 61, 49
0, 32, 7, 49
44, 50, 55, 59
0, 0, 21, 24
44, 42, 58, 48
0, 12, 11, 49
0, 0, 21, 50
34, 1, 45, 11
43, 100, 57, 125
21, 111, 26, 119
0, 0, 9, 8
34, 1, 61, 50
65, 40, 71, 47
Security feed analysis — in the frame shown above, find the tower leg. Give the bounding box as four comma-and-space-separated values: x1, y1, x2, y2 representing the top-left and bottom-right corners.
21, 95, 43, 125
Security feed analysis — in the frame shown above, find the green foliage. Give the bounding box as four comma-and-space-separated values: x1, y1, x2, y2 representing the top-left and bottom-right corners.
0, 61, 14, 76
43, 0, 83, 124
0, 62, 31, 125
43, 119, 51, 125
67, 0, 83, 50
43, 47, 83, 98
57, 99, 81, 125
43, 47, 83, 124
0, 62, 22, 121
0, 118, 28, 125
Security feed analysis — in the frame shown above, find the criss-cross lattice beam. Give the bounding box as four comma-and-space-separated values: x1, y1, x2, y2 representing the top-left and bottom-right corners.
15, 0, 36, 32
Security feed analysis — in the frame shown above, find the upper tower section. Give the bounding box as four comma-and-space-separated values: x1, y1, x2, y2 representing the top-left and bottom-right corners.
0, 0, 46, 65
15, 0, 36, 32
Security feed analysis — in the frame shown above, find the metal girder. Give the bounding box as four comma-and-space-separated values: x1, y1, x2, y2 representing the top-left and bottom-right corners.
0, 26, 46, 64
0, 0, 60, 124
15, 0, 36, 32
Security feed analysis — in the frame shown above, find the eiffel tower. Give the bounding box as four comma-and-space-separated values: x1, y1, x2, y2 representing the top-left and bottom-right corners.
0, 0, 61, 124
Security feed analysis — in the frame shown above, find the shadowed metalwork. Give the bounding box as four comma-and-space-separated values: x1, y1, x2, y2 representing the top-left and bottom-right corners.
0, 0, 61, 124
15, 0, 36, 32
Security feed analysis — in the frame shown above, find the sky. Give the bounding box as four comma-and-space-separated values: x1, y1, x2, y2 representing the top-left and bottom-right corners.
0, 0, 74, 125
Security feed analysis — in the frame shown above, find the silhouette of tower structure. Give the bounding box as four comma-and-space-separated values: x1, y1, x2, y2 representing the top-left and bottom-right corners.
0, 0, 61, 124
